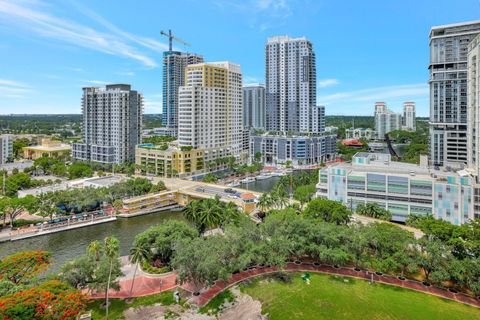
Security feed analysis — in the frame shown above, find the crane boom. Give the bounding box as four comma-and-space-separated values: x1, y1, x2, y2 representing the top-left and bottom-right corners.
160, 29, 190, 52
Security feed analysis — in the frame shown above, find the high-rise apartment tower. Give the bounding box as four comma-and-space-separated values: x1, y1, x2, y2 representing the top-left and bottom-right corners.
162, 51, 203, 134
429, 21, 480, 167
265, 36, 317, 133
72, 84, 142, 164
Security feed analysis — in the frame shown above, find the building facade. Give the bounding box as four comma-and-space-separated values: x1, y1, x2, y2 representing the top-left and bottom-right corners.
374, 102, 402, 139
250, 134, 336, 166
265, 36, 317, 133
162, 51, 204, 134
310, 105, 326, 133
402, 102, 416, 131
23, 138, 71, 160
0, 134, 13, 164
135, 143, 204, 178
345, 128, 376, 140
316, 152, 475, 225
429, 21, 480, 167
243, 84, 265, 129
178, 62, 243, 160
72, 84, 142, 164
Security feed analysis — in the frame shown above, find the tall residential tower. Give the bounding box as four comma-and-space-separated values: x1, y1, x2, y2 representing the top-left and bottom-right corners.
243, 84, 265, 130
162, 51, 203, 135
403, 102, 416, 131
265, 36, 317, 133
72, 84, 142, 164
178, 62, 243, 160
429, 21, 480, 167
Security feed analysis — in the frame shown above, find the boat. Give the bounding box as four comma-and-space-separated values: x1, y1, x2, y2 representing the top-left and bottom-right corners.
227, 181, 241, 187
256, 173, 271, 180
240, 177, 256, 184
271, 171, 287, 177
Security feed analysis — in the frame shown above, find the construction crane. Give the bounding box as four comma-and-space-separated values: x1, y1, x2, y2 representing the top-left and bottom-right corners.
160, 29, 190, 52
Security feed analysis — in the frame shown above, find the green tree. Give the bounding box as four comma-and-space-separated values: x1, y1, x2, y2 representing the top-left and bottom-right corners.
415, 238, 450, 284
202, 173, 218, 183
356, 203, 392, 221
303, 198, 351, 225
68, 162, 93, 179
293, 184, 316, 209
0, 196, 36, 226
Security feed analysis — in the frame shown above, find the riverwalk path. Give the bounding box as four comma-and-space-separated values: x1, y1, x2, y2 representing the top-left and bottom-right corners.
88, 257, 480, 309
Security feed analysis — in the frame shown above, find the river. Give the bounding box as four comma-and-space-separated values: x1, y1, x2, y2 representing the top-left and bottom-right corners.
0, 176, 282, 272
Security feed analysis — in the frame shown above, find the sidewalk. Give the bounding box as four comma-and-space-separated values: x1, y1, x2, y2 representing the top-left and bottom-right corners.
88, 256, 177, 299
186, 262, 480, 308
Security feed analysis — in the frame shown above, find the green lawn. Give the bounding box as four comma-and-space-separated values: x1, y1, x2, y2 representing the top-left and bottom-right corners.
240, 273, 480, 320
87, 291, 177, 320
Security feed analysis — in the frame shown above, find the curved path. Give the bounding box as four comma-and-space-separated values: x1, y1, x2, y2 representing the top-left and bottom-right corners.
187, 262, 480, 308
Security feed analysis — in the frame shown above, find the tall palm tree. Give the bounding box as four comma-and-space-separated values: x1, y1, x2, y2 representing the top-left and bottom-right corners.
104, 236, 119, 319
87, 240, 102, 261
128, 244, 149, 299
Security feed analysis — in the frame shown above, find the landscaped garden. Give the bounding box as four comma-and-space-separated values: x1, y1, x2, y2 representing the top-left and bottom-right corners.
241, 273, 480, 320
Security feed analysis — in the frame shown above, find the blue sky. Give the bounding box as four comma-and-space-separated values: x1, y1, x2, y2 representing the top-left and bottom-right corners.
0, 0, 479, 116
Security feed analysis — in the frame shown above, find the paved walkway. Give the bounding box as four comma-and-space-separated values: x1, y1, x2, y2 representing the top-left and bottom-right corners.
88, 257, 177, 299
186, 262, 480, 308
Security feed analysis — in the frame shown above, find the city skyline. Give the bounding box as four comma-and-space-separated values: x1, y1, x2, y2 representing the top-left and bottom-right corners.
1, 0, 480, 116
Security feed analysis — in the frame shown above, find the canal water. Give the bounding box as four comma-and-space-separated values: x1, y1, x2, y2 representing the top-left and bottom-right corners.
0, 211, 185, 272
0, 176, 282, 272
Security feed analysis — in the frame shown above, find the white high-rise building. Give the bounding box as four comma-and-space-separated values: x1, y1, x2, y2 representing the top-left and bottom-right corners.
311, 105, 326, 133
468, 34, 480, 177
403, 102, 416, 131
162, 51, 204, 135
0, 134, 13, 165
374, 102, 401, 139
72, 84, 143, 164
178, 62, 243, 160
265, 36, 316, 133
429, 21, 480, 167
243, 84, 265, 129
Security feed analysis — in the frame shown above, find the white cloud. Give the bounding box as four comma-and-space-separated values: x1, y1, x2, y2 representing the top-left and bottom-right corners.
317, 83, 428, 105
243, 75, 264, 85
213, 0, 293, 30
115, 71, 135, 76
0, 78, 32, 99
318, 78, 340, 88
82, 80, 109, 85
143, 99, 162, 113
0, 0, 159, 67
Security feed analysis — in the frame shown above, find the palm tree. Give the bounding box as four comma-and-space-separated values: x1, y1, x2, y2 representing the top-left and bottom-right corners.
104, 236, 119, 319
257, 193, 272, 213
87, 240, 102, 261
128, 244, 149, 299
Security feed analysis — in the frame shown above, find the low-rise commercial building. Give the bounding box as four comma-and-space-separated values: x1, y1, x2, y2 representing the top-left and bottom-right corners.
135, 143, 205, 178
316, 152, 474, 225
18, 175, 126, 198
23, 139, 71, 160
345, 128, 376, 140
250, 134, 337, 166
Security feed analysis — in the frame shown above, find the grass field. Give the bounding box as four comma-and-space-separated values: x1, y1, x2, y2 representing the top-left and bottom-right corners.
240, 273, 480, 320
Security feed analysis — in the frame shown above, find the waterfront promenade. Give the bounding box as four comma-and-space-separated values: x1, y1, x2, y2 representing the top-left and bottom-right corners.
88, 257, 480, 309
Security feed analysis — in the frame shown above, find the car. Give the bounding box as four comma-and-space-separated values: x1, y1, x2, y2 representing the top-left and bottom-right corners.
224, 188, 235, 194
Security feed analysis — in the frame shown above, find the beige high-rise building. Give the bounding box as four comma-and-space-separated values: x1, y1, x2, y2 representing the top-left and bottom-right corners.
178, 62, 243, 160
403, 102, 416, 131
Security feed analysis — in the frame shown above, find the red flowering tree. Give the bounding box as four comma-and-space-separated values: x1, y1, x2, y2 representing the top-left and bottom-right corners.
0, 250, 51, 284
0, 280, 86, 320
